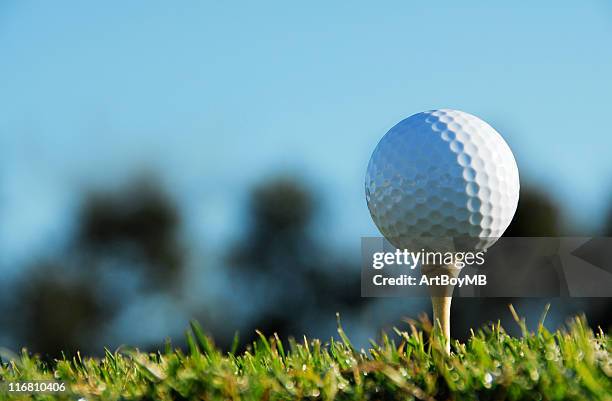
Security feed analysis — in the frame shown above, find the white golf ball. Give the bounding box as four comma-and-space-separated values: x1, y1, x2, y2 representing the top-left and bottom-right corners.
365, 109, 520, 250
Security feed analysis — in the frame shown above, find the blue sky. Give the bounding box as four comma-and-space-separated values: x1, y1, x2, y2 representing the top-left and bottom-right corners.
1, 1, 612, 272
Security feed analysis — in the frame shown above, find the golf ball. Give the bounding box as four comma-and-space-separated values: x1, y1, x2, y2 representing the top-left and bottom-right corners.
365, 109, 520, 250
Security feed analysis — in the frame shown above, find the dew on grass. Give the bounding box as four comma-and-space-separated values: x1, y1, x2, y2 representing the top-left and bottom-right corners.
483, 372, 493, 388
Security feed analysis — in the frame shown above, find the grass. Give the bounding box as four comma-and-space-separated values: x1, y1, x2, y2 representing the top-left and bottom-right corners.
0, 306, 610, 401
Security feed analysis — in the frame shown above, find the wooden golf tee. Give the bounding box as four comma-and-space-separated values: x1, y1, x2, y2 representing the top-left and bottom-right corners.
430, 295, 452, 353
422, 264, 461, 354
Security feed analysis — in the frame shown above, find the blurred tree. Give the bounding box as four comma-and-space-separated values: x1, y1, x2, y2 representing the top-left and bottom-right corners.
505, 187, 561, 236
454, 187, 612, 336
252, 179, 314, 234
12, 176, 185, 358
16, 263, 113, 359
229, 177, 367, 342
233, 179, 317, 274
453, 187, 565, 339
78, 177, 184, 290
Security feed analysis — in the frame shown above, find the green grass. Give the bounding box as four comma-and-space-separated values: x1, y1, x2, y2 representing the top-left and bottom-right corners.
1, 307, 610, 401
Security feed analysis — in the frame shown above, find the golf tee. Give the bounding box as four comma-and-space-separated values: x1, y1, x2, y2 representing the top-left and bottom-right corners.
430, 295, 452, 354
422, 263, 461, 354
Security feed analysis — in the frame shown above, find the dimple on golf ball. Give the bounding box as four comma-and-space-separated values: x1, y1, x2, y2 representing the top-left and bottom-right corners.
365, 109, 520, 250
